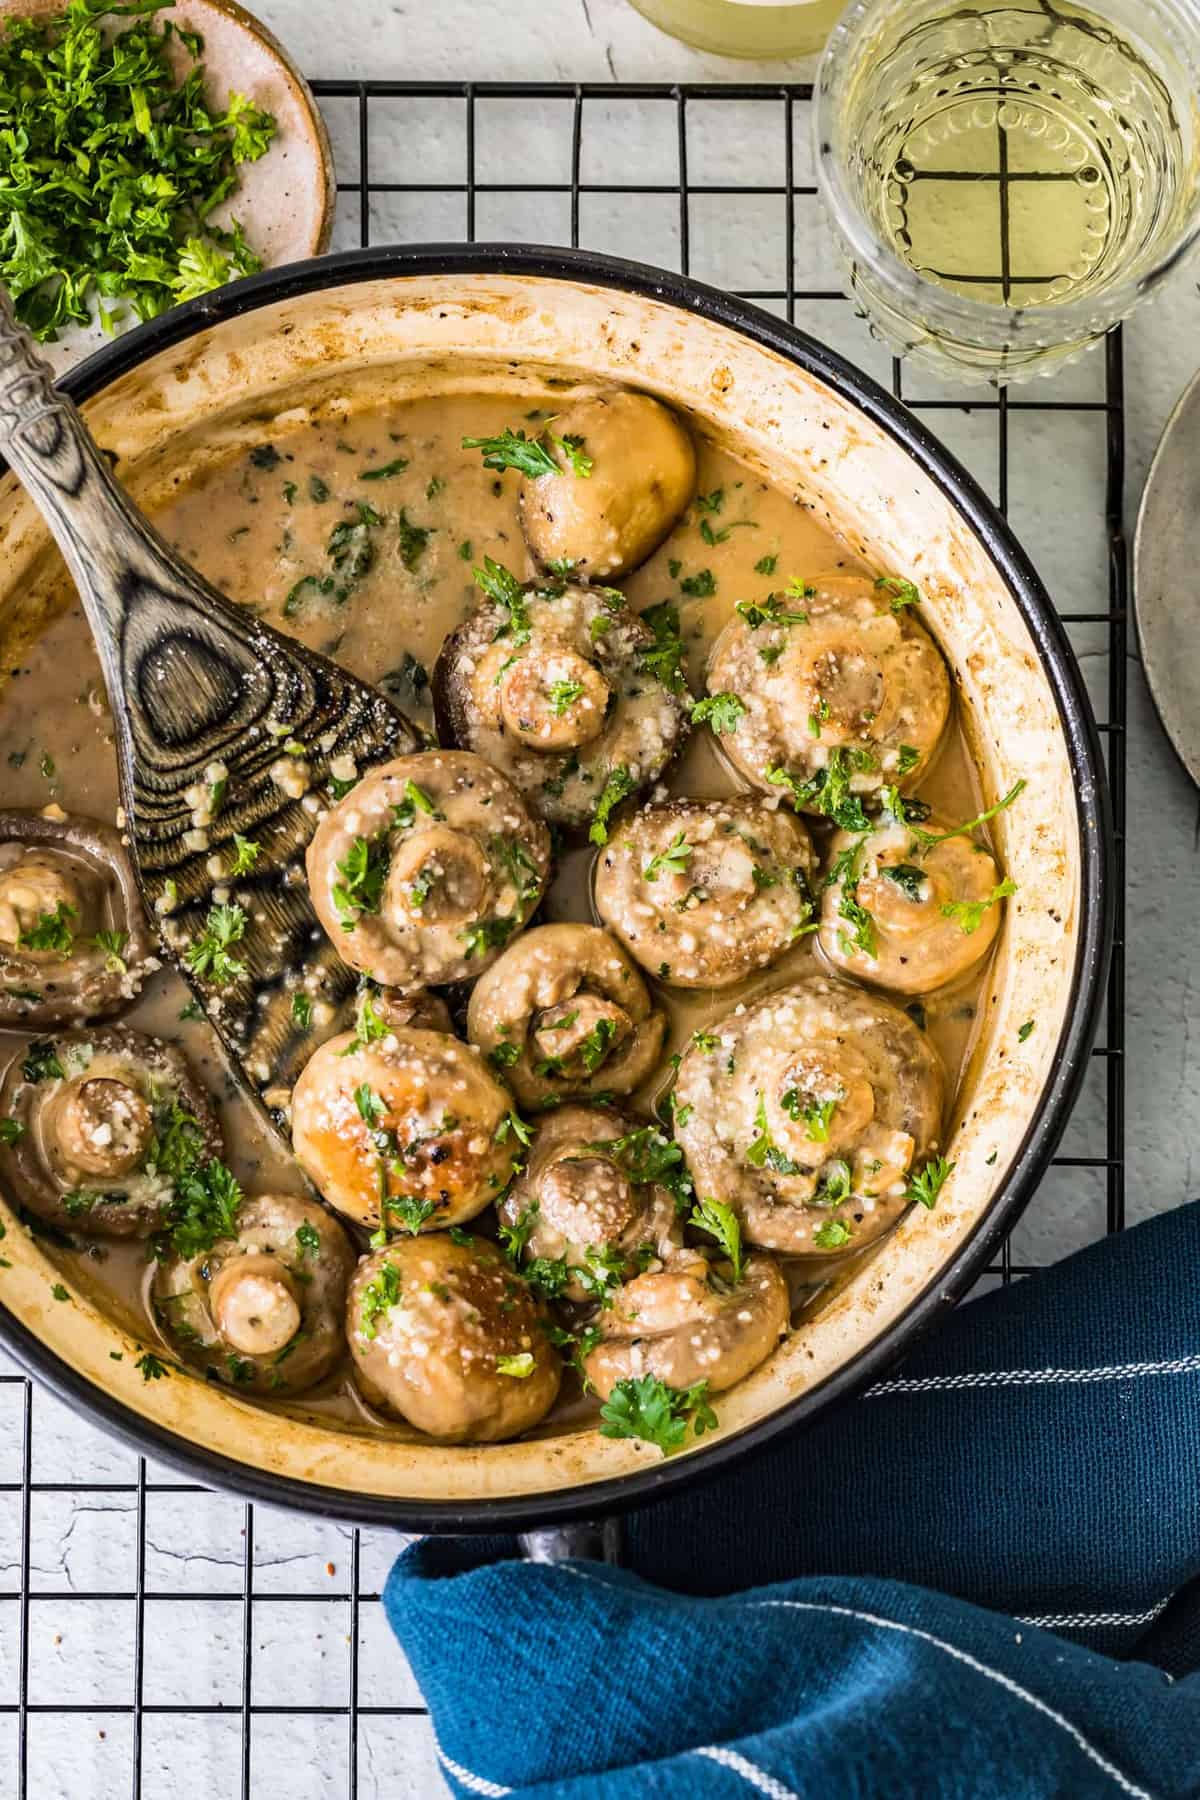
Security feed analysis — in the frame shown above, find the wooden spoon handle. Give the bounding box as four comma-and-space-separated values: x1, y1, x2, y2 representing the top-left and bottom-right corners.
0, 287, 208, 692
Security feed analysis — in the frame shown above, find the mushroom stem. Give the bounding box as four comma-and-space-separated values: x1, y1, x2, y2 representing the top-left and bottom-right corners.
52, 1076, 153, 1178
209, 1255, 303, 1357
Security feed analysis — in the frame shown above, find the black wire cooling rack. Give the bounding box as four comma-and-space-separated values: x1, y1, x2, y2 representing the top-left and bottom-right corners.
0, 80, 1127, 1799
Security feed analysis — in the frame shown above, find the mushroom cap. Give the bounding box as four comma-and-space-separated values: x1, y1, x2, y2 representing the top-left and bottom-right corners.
518, 390, 697, 580
0, 811, 155, 1028
432, 577, 689, 830
819, 815, 1007, 995
593, 797, 817, 988
152, 1193, 355, 1395
306, 750, 550, 990
705, 574, 951, 806
346, 1233, 561, 1443
291, 1027, 520, 1231
497, 1105, 682, 1302
466, 923, 667, 1109
0, 1026, 222, 1238
673, 975, 945, 1257
584, 1251, 789, 1399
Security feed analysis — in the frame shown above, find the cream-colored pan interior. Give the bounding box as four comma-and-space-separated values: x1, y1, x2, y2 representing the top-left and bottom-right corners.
0, 271, 1086, 1503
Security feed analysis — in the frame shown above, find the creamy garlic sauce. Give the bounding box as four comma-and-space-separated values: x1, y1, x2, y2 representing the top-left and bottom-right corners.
0, 391, 994, 1433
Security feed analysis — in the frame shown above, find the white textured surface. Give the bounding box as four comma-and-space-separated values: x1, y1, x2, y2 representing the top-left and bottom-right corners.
4, 0, 1200, 1795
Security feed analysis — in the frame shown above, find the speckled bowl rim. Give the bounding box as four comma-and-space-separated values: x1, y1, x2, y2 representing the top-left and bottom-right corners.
0, 245, 1112, 1530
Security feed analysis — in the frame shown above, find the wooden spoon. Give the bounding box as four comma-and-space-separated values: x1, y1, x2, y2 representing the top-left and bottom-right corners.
0, 287, 420, 1124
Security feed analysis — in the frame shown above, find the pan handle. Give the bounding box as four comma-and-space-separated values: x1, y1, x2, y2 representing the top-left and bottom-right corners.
518, 1517, 623, 1564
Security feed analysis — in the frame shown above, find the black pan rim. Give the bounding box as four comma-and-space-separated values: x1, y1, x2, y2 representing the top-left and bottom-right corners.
0, 243, 1113, 1532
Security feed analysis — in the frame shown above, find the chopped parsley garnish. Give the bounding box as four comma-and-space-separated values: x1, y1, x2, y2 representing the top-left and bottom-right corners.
636, 600, 688, 693
781, 1088, 842, 1143
897, 744, 921, 775
475, 557, 532, 646
184, 904, 247, 985
691, 1029, 720, 1053
679, 568, 716, 598
882, 863, 928, 902
296, 1221, 321, 1259
689, 1197, 744, 1281
813, 1159, 853, 1209
309, 475, 331, 503
547, 430, 593, 477
808, 697, 831, 738
230, 835, 260, 877
92, 928, 128, 973
941, 877, 1017, 934
907, 1155, 955, 1209
18, 902, 76, 954
754, 553, 778, 576
0, 6, 274, 341
383, 1195, 438, 1235
813, 1218, 852, 1252
490, 835, 542, 904
695, 488, 723, 514
736, 595, 809, 630
579, 1018, 617, 1072
499, 1202, 540, 1263
496, 1352, 536, 1378
593, 1124, 694, 1215
1018, 1019, 1035, 1042
643, 832, 693, 882
463, 426, 579, 480
0, 1118, 23, 1145
907, 780, 1027, 850
332, 834, 389, 928
549, 678, 585, 716
876, 574, 921, 613
746, 1093, 804, 1177
599, 1375, 718, 1456
488, 1040, 522, 1072
460, 916, 516, 959
22, 1039, 64, 1084
588, 766, 635, 847
290, 992, 313, 1032
494, 1110, 534, 1148
767, 749, 872, 832
392, 778, 443, 831
151, 1122, 244, 1262
397, 508, 432, 572
359, 1261, 404, 1339
135, 1352, 169, 1381
326, 502, 382, 593
690, 692, 745, 736
360, 456, 409, 481
574, 1242, 628, 1307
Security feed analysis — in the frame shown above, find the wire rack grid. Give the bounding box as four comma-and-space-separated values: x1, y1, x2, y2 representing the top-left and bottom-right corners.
0, 80, 1126, 1800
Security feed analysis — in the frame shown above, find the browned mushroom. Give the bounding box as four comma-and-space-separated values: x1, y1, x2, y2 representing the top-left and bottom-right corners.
819, 810, 1010, 994
432, 562, 689, 832
593, 797, 817, 987
152, 1193, 355, 1394
673, 975, 946, 1257
497, 1106, 682, 1302
583, 1249, 789, 1400
345, 1233, 561, 1442
291, 1026, 520, 1233
704, 574, 951, 816
0, 810, 155, 1027
517, 390, 697, 580
306, 750, 550, 990
0, 1026, 222, 1238
466, 923, 667, 1109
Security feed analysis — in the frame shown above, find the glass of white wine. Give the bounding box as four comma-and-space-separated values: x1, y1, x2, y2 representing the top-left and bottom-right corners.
628, 0, 844, 58
815, 0, 1200, 382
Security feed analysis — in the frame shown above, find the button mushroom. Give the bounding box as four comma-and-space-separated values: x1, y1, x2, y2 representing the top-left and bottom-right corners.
0, 810, 155, 1027
583, 1249, 789, 1399
345, 1233, 561, 1442
497, 1106, 683, 1303
673, 975, 946, 1257
306, 750, 550, 990
291, 1026, 521, 1233
819, 810, 1010, 994
466, 923, 667, 1109
0, 1026, 222, 1237
152, 1193, 355, 1394
432, 563, 689, 831
705, 574, 951, 816
517, 390, 697, 580
593, 797, 817, 987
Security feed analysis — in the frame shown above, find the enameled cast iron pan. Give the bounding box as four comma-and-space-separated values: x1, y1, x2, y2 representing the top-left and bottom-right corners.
0, 246, 1112, 1531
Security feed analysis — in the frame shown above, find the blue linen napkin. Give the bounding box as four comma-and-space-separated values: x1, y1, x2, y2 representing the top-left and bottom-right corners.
384, 1200, 1200, 1797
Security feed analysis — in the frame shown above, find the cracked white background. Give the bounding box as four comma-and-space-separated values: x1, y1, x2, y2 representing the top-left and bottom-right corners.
5, 0, 1200, 1794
